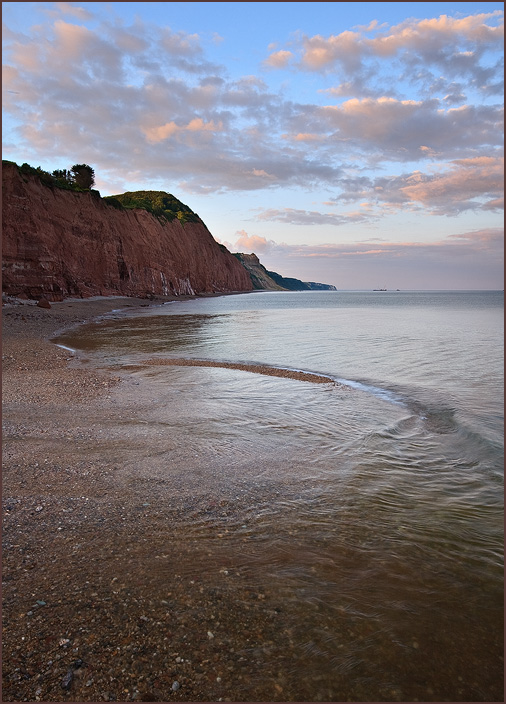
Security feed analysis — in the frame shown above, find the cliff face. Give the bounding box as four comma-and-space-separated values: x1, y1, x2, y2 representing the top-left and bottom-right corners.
2, 163, 252, 301
232, 253, 285, 290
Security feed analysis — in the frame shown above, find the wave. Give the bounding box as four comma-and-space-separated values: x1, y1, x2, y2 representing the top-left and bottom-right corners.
334, 376, 406, 406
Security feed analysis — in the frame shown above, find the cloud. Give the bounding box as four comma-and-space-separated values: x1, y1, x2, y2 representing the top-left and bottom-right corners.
45, 2, 95, 21
301, 30, 364, 72
255, 207, 373, 226
1, 6, 503, 207
264, 50, 293, 69
398, 157, 504, 214
298, 12, 504, 69
233, 231, 276, 253
332, 156, 504, 215
142, 118, 223, 143
267, 11, 504, 99
315, 98, 503, 161
282, 132, 323, 143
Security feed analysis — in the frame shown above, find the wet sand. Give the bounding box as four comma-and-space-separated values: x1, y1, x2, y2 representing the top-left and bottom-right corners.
2, 294, 302, 703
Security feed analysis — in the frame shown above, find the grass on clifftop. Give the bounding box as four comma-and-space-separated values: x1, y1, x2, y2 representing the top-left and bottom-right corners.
103, 191, 201, 225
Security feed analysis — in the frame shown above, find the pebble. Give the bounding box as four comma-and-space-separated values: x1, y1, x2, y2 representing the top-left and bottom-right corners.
171, 681, 180, 691
61, 669, 74, 690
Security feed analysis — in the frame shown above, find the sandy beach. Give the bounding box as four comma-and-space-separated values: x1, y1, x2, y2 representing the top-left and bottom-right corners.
2, 295, 299, 703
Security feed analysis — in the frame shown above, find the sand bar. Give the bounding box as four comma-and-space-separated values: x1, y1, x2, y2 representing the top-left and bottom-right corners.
142, 357, 335, 384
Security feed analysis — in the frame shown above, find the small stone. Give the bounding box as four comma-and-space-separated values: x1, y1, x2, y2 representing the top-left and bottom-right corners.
207, 631, 214, 639
37, 298, 51, 309
171, 681, 180, 691
61, 669, 74, 690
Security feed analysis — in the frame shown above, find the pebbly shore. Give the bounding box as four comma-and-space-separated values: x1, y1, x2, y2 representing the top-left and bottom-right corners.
2, 295, 304, 703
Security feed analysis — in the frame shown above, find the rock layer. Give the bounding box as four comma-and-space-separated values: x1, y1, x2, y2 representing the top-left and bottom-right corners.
2, 162, 252, 301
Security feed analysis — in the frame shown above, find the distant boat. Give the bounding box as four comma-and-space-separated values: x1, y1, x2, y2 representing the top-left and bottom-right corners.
373, 287, 387, 291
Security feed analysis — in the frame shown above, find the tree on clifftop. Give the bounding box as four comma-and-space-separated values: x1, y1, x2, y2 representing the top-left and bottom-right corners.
70, 163, 95, 189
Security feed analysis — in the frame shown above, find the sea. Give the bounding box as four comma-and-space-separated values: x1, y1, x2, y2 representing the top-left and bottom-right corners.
54, 290, 504, 702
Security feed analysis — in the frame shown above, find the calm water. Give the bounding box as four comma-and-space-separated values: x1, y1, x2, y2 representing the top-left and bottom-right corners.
55, 290, 504, 701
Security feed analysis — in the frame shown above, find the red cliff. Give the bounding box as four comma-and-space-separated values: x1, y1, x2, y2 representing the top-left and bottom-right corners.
2, 162, 252, 301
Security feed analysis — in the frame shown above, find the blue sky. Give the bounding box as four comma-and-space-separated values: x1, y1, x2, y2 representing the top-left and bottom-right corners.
2, 2, 504, 289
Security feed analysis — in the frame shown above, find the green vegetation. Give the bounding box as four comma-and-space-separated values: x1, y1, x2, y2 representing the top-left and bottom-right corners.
53, 164, 95, 189
103, 191, 201, 225
3, 160, 98, 194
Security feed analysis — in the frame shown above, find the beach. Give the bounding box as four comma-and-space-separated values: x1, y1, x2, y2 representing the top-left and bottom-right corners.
2, 295, 294, 703
2, 292, 503, 703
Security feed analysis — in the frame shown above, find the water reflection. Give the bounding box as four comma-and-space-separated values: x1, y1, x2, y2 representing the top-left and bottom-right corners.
55, 313, 225, 357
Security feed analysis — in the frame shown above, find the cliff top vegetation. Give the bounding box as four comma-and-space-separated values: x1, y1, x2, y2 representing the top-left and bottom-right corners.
3, 159, 98, 194
103, 191, 201, 225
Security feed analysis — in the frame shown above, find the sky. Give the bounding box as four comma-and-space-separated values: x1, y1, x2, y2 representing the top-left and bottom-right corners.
2, 2, 504, 290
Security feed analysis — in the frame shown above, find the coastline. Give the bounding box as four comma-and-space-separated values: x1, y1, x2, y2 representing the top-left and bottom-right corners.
2, 293, 288, 703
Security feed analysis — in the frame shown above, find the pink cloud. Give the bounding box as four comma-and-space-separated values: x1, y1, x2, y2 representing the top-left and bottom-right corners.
293, 12, 504, 68
233, 231, 275, 253
332, 157, 504, 215
369, 12, 504, 57
264, 50, 293, 68
142, 118, 223, 143
398, 157, 504, 213
301, 30, 363, 71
